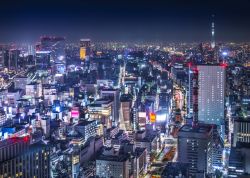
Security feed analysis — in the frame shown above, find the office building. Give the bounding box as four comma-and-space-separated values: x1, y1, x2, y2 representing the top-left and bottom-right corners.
8, 49, 21, 70
134, 130, 158, 155
233, 118, 250, 147
6, 89, 22, 107
228, 145, 250, 177
96, 147, 129, 178
80, 39, 91, 60
28, 44, 35, 56
96, 145, 147, 178
50, 148, 80, 178
0, 136, 50, 178
41, 117, 50, 138
26, 82, 42, 98
161, 162, 190, 178
35, 51, 51, 68
197, 65, 225, 133
88, 98, 114, 128
0, 109, 6, 126
43, 84, 57, 106
14, 76, 29, 90
101, 88, 120, 126
75, 120, 97, 141
228, 148, 245, 177
0, 49, 4, 68
120, 94, 133, 130
178, 124, 213, 177
79, 136, 103, 164
123, 144, 147, 178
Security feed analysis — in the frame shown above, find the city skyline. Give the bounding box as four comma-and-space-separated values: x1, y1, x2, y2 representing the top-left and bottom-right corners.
0, 0, 250, 177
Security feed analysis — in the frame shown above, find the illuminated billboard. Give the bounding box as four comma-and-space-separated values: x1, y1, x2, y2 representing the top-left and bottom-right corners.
150, 112, 156, 123
156, 110, 168, 122
71, 107, 80, 118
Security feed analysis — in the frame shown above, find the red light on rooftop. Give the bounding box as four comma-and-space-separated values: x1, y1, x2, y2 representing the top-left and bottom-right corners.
220, 63, 228, 69
193, 67, 199, 73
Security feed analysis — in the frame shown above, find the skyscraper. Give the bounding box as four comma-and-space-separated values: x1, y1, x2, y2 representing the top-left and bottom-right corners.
80, 39, 91, 60
178, 124, 213, 177
35, 51, 51, 68
9, 49, 20, 70
0, 49, 4, 68
0, 136, 50, 178
233, 118, 250, 147
197, 65, 225, 131
96, 148, 130, 178
120, 94, 133, 130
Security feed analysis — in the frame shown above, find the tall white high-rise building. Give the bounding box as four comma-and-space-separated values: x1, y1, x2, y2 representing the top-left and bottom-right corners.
198, 65, 225, 126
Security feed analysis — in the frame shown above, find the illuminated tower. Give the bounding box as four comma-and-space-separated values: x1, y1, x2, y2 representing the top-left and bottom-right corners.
80, 39, 91, 60
211, 15, 215, 49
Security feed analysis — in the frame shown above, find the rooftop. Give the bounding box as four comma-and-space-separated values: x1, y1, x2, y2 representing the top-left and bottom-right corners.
234, 117, 250, 123
15, 76, 27, 79
136, 130, 157, 142
179, 124, 212, 134
161, 162, 189, 177
97, 148, 129, 162
76, 120, 96, 127
120, 94, 133, 102
88, 98, 112, 107
0, 136, 29, 149
8, 88, 22, 93
101, 88, 119, 92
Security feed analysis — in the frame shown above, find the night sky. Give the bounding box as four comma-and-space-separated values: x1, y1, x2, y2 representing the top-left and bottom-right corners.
0, 0, 250, 43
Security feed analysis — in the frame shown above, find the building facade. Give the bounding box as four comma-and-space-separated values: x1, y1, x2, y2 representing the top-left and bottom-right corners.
197, 65, 225, 134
